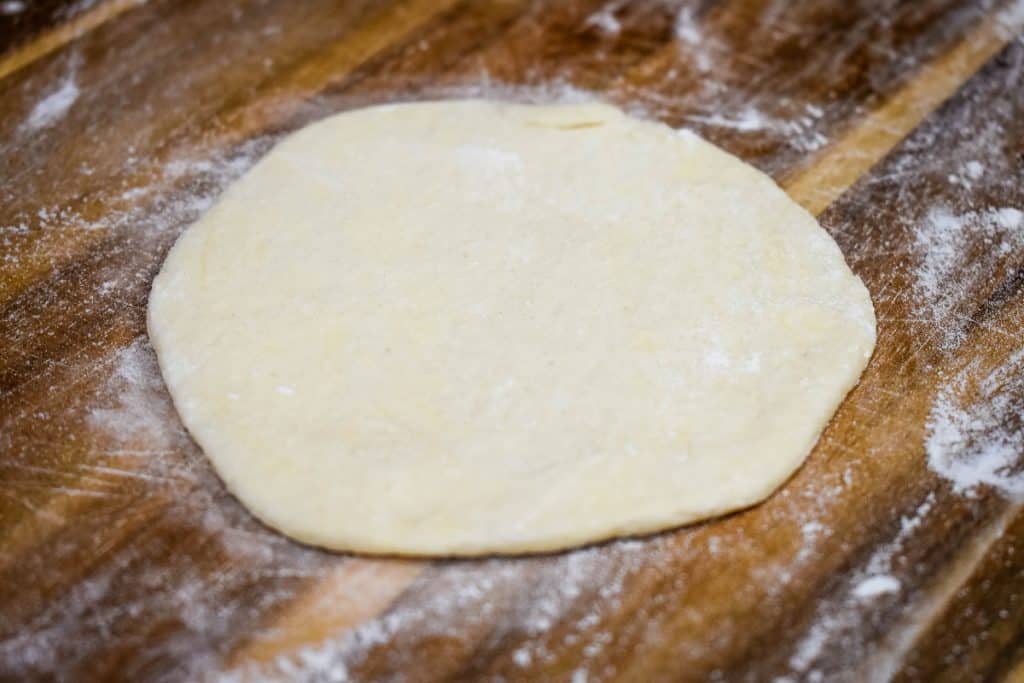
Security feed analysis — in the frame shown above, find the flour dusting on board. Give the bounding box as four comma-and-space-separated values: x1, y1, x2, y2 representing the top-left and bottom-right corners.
2, 137, 265, 240
212, 479, 850, 681
87, 339, 184, 450
913, 206, 1024, 350
218, 539, 651, 682
926, 350, 1024, 499
20, 72, 80, 132
0, 337, 333, 681
584, 2, 623, 36
684, 105, 827, 152
783, 492, 936, 680
0, 127, 296, 681
908, 124, 1024, 500
851, 575, 901, 599
674, 6, 715, 73
775, 30, 1024, 682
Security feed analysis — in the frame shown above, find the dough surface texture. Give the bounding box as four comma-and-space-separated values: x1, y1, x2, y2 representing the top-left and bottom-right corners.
148, 100, 876, 555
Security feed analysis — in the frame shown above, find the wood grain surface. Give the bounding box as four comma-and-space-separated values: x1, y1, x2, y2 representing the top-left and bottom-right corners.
2, 1, 1024, 681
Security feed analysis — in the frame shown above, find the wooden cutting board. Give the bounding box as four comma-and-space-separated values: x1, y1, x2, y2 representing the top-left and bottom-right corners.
2, 1, 1023, 680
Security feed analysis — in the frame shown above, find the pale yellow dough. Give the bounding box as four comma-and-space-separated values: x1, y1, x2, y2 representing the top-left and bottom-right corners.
148, 100, 876, 556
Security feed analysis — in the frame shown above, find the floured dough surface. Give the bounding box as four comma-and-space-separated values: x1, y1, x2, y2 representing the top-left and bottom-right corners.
148, 100, 875, 556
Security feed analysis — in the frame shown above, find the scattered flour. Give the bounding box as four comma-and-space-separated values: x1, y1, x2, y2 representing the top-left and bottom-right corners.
667, 6, 828, 152
2, 137, 265, 239
685, 105, 828, 152
0, 337, 334, 681
87, 339, 184, 451
780, 40, 1023, 680
912, 205, 1024, 350
947, 160, 986, 188
20, 73, 80, 133
0, 130, 286, 681
785, 491, 936, 678
512, 647, 532, 667
788, 621, 831, 674
801, 521, 825, 537
898, 493, 935, 536
964, 160, 985, 180
673, 7, 701, 46
674, 7, 713, 73
584, 2, 623, 36
925, 349, 1024, 499
210, 537, 654, 682
687, 107, 768, 133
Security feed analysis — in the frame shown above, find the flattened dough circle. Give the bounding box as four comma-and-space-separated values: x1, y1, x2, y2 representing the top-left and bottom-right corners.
148, 100, 876, 556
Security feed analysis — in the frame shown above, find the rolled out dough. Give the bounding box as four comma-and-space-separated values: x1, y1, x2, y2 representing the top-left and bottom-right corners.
148, 100, 876, 556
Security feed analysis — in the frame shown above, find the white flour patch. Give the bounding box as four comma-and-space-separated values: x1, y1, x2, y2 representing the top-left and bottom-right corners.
925, 349, 1024, 500
1, 0, 26, 14
21, 73, 80, 132
674, 7, 701, 45
674, 6, 714, 73
685, 105, 828, 152
512, 647, 533, 667
687, 107, 767, 133
898, 493, 935, 535
788, 620, 831, 674
912, 205, 1024, 350
793, 520, 829, 565
947, 160, 986, 189
584, 2, 623, 36
964, 160, 985, 179
851, 575, 901, 600
87, 339, 185, 452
